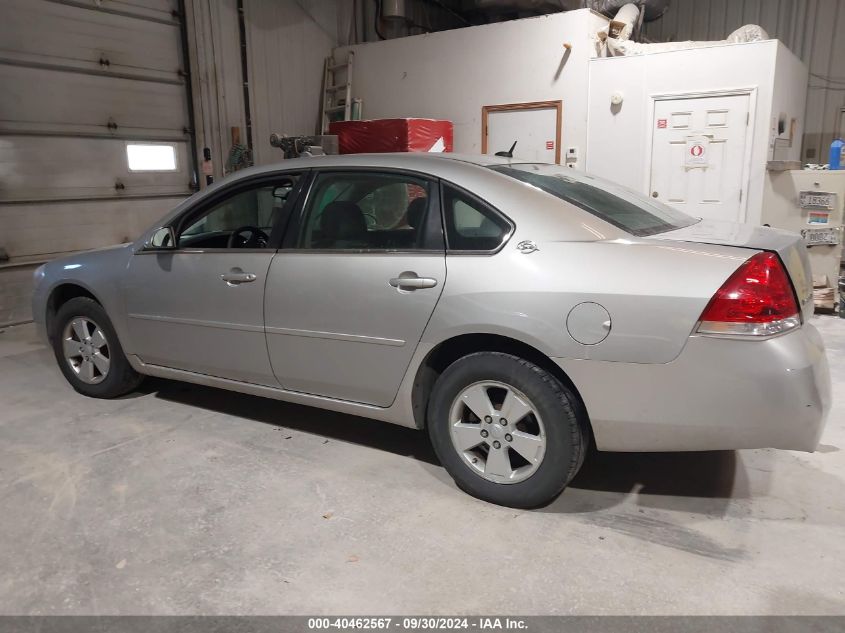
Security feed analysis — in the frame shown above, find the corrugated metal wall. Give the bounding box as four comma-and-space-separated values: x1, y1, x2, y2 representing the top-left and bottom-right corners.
643, 0, 845, 164
184, 0, 247, 183
185, 0, 351, 173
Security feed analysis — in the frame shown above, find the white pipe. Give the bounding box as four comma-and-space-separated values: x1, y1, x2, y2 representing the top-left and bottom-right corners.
609, 3, 639, 41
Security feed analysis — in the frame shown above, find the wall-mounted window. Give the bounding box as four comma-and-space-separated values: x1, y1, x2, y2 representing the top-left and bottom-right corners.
126, 143, 178, 172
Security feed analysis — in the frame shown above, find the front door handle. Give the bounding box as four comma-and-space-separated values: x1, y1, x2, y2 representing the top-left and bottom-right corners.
221, 271, 257, 285
389, 272, 438, 290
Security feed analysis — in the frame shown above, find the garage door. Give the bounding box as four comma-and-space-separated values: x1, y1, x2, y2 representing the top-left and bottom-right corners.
0, 0, 195, 326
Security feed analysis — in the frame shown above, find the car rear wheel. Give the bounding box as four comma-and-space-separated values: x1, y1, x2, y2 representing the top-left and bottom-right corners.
427, 352, 587, 508
52, 297, 143, 398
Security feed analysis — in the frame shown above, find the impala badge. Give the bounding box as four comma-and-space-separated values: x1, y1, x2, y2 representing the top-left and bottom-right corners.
516, 240, 539, 254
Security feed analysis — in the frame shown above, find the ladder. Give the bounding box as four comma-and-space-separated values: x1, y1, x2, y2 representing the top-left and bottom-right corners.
321, 51, 354, 134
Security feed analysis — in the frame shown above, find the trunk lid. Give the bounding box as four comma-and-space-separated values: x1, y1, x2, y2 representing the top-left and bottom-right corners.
652, 219, 814, 320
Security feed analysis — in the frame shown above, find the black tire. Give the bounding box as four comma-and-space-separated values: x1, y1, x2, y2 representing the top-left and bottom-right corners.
427, 352, 588, 508
51, 297, 143, 398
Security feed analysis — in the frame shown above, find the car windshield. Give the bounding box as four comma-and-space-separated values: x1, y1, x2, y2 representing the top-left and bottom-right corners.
490, 163, 699, 237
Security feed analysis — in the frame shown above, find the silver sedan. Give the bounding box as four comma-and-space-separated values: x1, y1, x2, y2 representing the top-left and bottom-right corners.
31, 153, 831, 507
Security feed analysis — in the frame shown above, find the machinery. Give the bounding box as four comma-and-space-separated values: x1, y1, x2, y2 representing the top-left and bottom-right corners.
269, 134, 338, 159
763, 168, 845, 311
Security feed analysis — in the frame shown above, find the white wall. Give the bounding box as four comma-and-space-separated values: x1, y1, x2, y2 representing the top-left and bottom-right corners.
586, 40, 807, 226
337, 9, 609, 162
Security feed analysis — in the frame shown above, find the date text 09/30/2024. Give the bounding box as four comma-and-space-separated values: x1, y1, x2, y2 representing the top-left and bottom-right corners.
307, 617, 528, 630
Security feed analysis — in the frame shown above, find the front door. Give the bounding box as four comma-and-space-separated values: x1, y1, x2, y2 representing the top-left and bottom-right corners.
124, 175, 300, 385
649, 93, 750, 222
264, 170, 446, 407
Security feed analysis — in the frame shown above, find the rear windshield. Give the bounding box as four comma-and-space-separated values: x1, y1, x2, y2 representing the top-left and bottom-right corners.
490, 164, 698, 237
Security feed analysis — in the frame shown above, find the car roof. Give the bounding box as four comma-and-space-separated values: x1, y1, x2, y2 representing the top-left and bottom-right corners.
220, 152, 533, 181
186, 153, 539, 206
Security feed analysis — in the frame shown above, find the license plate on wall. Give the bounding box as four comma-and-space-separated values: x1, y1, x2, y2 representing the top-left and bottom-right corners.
799, 191, 836, 210
801, 227, 841, 246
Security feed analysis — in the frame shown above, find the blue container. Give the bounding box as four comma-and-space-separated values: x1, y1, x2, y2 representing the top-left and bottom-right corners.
829, 138, 845, 169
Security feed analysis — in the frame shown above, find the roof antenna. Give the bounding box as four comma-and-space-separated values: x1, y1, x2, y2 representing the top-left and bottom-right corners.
495, 141, 517, 158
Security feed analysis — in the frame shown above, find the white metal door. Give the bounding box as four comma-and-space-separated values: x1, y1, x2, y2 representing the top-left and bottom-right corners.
486, 107, 559, 163
649, 94, 750, 222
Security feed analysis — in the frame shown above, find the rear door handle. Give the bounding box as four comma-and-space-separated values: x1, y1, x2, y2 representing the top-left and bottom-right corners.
221, 271, 257, 284
389, 272, 438, 290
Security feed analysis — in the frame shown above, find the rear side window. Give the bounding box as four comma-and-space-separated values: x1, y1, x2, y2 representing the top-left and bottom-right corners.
442, 185, 511, 252
298, 171, 439, 251
490, 164, 697, 237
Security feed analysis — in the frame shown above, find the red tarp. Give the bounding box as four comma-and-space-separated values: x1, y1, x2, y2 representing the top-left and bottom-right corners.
329, 118, 453, 154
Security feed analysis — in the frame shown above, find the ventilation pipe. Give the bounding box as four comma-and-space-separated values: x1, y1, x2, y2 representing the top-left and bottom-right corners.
583, 0, 669, 21
607, 3, 639, 40
381, 0, 409, 21
603, 23, 769, 56
473, 0, 669, 18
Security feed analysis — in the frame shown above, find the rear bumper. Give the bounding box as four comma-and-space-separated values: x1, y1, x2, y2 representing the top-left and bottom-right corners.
555, 323, 831, 452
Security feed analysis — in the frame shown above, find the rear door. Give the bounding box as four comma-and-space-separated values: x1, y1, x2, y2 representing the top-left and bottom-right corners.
264, 169, 446, 407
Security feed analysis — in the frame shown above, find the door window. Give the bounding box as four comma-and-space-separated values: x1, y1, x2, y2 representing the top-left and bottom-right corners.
178, 177, 299, 249
442, 185, 511, 252
299, 172, 435, 251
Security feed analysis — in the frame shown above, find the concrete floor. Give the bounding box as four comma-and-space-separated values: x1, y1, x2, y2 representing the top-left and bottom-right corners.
0, 317, 843, 616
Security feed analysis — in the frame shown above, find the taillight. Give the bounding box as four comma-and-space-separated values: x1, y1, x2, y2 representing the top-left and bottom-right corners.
697, 251, 800, 337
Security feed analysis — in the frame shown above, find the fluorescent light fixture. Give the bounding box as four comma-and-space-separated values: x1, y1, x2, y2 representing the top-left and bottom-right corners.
126, 143, 177, 171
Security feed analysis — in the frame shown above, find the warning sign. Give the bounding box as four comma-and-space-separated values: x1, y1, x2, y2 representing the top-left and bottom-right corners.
657, 118, 667, 129
546, 140, 554, 150
685, 135, 710, 168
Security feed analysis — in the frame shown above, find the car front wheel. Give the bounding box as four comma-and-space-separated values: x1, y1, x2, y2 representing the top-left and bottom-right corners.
51, 297, 143, 398
427, 352, 587, 508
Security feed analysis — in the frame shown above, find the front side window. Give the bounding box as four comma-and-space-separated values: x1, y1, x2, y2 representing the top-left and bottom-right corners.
442, 185, 511, 252
490, 164, 698, 237
299, 172, 434, 251
178, 177, 298, 249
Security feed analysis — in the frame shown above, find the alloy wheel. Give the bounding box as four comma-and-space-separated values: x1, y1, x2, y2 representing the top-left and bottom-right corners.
448, 380, 546, 484
62, 317, 110, 384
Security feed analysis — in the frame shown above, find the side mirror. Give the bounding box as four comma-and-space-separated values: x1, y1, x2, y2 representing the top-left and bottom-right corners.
147, 226, 176, 249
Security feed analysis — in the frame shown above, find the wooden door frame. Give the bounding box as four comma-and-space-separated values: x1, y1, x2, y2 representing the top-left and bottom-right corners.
481, 100, 563, 164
